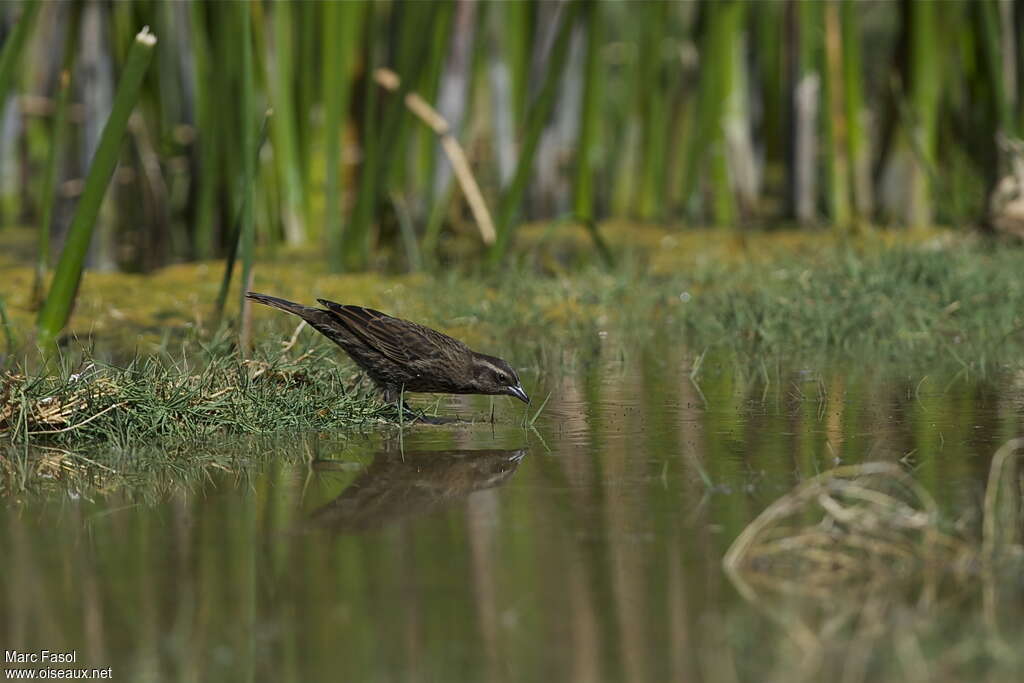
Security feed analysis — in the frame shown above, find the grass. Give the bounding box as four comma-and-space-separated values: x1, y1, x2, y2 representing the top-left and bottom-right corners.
0, 342, 392, 495
672, 239, 1024, 370
8, 225, 1024, 372
3, 225, 1024, 494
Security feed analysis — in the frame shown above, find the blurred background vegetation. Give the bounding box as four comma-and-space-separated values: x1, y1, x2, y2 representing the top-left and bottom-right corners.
0, 0, 1022, 279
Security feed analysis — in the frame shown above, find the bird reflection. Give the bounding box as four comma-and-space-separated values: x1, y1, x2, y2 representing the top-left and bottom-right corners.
307, 447, 526, 533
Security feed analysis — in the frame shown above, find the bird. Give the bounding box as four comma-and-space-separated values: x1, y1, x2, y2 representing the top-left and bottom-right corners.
245, 292, 530, 407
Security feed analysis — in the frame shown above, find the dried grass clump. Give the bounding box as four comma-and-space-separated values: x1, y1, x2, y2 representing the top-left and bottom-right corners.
724, 439, 1024, 681
724, 463, 972, 601
0, 367, 120, 437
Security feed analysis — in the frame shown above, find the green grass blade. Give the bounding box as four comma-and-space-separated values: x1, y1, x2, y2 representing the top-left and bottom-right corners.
36, 27, 157, 354
0, 295, 15, 358
214, 115, 271, 318
528, 390, 552, 427
238, 4, 256, 324
391, 192, 422, 272
0, 0, 41, 112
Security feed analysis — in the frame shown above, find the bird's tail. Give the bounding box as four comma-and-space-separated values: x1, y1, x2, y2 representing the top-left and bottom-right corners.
246, 292, 321, 321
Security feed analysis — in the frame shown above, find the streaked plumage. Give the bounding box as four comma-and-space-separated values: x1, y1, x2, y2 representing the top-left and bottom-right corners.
246, 292, 529, 404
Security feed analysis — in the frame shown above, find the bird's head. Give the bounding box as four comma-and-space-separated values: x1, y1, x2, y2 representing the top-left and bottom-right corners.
470, 354, 530, 404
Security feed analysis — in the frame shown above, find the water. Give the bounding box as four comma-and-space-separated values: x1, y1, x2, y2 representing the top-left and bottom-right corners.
3, 345, 1024, 682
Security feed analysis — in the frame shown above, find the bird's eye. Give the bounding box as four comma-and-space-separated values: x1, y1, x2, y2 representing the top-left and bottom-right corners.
496, 372, 507, 384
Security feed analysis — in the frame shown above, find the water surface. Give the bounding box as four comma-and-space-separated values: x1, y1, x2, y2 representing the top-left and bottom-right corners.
3, 344, 1024, 682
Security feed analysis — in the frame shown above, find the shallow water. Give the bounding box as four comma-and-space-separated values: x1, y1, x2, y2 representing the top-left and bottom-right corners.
3, 344, 1024, 682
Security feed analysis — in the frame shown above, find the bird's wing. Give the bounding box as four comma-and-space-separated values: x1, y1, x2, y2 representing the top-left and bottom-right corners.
317, 300, 463, 364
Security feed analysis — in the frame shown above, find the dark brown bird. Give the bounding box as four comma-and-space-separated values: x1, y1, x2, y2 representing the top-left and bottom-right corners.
246, 292, 529, 405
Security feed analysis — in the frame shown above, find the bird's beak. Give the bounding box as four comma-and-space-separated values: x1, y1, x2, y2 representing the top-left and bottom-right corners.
507, 383, 530, 404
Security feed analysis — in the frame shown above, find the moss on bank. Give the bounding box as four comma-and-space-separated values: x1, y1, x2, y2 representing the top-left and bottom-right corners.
2, 225, 1021, 372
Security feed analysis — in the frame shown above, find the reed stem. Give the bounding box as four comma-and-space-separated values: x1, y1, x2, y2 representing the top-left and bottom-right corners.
36, 27, 157, 354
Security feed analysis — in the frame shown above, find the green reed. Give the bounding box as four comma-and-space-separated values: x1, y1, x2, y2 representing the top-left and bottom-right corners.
35, 27, 156, 354
189, 2, 218, 259
32, 2, 80, 305
906, 0, 940, 227
323, 0, 362, 272
269, 0, 306, 246
639, 1, 674, 221
823, 1, 851, 228
489, 0, 580, 267
340, 2, 380, 271
0, 0, 1015, 330
0, 0, 39, 114
237, 1, 256, 353
838, 1, 869, 223
573, 0, 602, 224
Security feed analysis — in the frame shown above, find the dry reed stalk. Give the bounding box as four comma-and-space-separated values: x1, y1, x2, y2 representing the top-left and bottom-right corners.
724, 440, 1024, 675
373, 67, 496, 246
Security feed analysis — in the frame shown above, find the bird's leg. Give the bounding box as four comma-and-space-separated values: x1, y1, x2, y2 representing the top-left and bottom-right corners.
381, 384, 456, 425
383, 384, 423, 423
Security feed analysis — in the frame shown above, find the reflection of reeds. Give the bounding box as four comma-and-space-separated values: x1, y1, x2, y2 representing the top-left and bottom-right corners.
724, 440, 1024, 678
981, 437, 1024, 660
